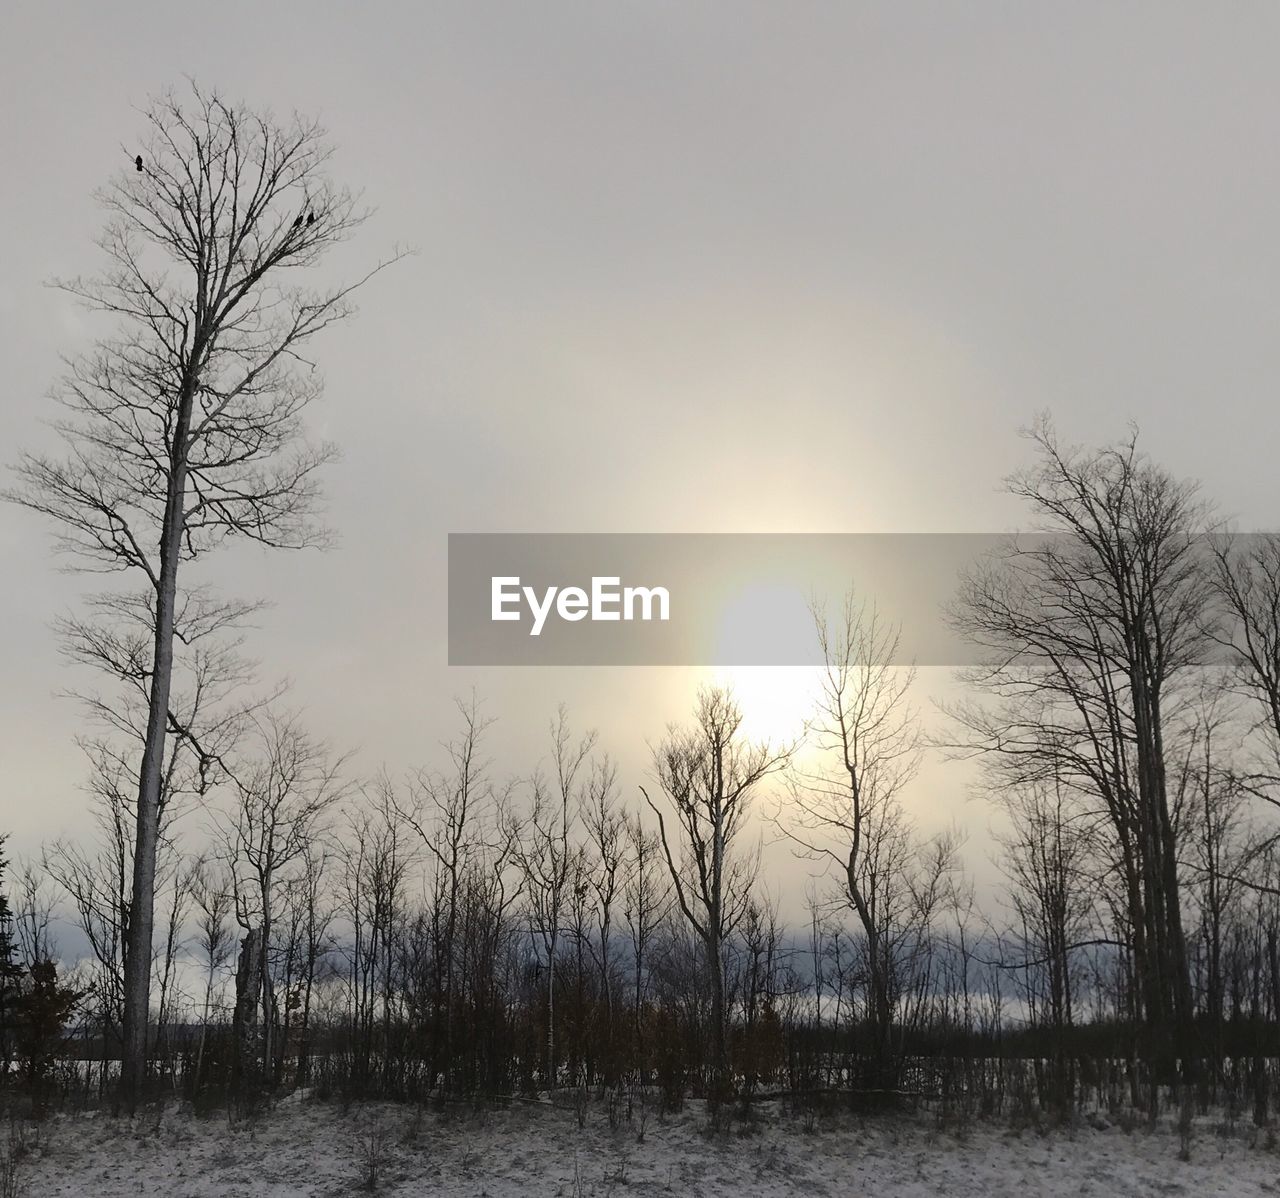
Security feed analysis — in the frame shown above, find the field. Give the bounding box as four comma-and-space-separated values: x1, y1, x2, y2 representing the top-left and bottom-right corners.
7, 1094, 1276, 1197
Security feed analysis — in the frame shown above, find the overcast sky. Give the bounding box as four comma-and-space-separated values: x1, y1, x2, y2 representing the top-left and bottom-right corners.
3, 4, 1279, 892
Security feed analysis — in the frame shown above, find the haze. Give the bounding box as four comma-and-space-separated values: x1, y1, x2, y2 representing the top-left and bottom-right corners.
2, 4, 1277, 891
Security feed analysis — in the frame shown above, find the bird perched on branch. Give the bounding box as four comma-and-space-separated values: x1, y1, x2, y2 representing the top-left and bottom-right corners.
135, 154, 143, 172
306, 211, 315, 226
292, 214, 303, 230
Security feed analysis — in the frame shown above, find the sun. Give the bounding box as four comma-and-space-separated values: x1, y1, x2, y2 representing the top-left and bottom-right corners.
711, 665, 818, 747
706, 581, 821, 745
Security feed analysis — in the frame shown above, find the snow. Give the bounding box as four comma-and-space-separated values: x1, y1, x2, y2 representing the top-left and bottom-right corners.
11, 1095, 1279, 1196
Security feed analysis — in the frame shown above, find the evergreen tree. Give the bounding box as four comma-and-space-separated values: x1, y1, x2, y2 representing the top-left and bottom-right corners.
0, 835, 27, 1077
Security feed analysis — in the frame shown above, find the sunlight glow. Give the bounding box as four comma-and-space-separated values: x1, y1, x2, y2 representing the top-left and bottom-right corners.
709, 583, 822, 744
711, 665, 819, 747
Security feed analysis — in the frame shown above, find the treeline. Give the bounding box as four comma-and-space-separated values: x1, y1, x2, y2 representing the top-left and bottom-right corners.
4, 85, 1280, 1129
5, 420, 1280, 1127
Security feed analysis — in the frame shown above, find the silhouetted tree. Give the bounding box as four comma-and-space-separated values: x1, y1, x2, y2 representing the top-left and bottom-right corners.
643, 687, 788, 1099
5, 81, 401, 1109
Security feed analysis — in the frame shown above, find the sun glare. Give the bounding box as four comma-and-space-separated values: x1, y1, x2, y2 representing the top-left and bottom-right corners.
707, 666, 816, 747
708, 582, 821, 745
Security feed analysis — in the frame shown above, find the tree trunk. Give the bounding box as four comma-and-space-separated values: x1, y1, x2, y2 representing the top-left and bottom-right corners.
120, 368, 197, 1111
707, 931, 728, 1100
232, 926, 264, 1097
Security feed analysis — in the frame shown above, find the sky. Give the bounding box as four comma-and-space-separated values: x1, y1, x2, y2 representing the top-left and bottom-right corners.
2, 3, 1279, 903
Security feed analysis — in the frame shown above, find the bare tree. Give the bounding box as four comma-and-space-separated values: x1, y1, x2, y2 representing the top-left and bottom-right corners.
642, 686, 788, 1098
44, 778, 136, 1093
1212, 533, 1280, 808
582, 758, 623, 1080
153, 853, 199, 1084
949, 416, 1214, 1099
779, 595, 920, 1086
190, 861, 234, 1094
283, 842, 333, 1087
337, 787, 413, 1094
11, 859, 58, 968
393, 696, 501, 1092
622, 813, 670, 1079
996, 779, 1097, 1115
224, 710, 349, 1087
5, 82, 401, 1107
510, 708, 595, 1089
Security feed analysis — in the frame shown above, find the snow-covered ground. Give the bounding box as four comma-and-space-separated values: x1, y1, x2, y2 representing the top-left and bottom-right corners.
9, 1094, 1278, 1196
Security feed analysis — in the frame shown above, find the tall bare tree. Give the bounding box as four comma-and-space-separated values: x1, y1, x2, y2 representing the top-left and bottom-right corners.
642, 686, 787, 1097
5, 83, 401, 1106
949, 416, 1214, 1100
779, 595, 924, 1087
